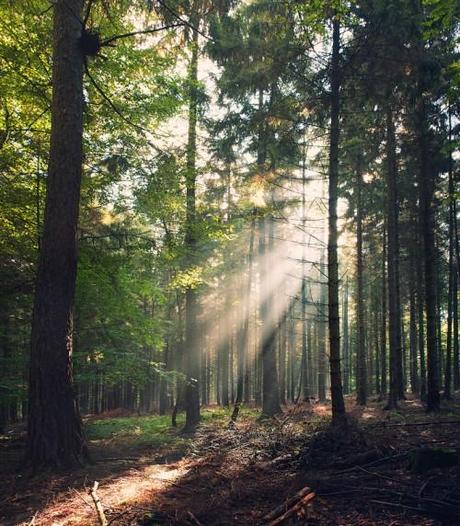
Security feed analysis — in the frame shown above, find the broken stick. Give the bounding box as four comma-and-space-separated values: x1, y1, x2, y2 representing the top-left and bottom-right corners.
266, 492, 316, 526
263, 486, 313, 523
89, 481, 108, 526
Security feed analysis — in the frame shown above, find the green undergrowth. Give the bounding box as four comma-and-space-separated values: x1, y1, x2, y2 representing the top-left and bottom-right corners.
85, 405, 260, 449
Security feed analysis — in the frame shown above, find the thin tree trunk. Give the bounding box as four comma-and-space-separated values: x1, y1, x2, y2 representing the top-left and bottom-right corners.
184, 23, 201, 431
261, 216, 281, 416
385, 107, 401, 410
416, 85, 440, 412
342, 280, 350, 394
445, 108, 455, 399
327, 19, 346, 422
356, 164, 367, 405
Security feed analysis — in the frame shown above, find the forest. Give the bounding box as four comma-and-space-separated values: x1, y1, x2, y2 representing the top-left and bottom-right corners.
1, 0, 460, 525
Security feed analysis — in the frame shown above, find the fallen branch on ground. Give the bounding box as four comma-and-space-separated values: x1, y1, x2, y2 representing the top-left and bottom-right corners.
187, 510, 204, 526
89, 481, 108, 526
266, 492, 316, 525
262, 486, 315, 525
380, 420, 460, 427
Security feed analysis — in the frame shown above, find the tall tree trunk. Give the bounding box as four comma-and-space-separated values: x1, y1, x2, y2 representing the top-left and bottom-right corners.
261, 216, 281, 416
184, 24, 201, 431
416, 89, 440, 412
318, 255, 327, 402
279, 313, 287, 404
356, 164, 367, 405
25, 0, 88, 469
453, 193, 460, 389
342, 280, 350, 394
301, 139, 310, 401
445, 108, 455, 398
409, 272, 420, 394
380, 226, 387, 398
385, 107, 402, 410
327, 19, 346, 422
232, 219, 255, 420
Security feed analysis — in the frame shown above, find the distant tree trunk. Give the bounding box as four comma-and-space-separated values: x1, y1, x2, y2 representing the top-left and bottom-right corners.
232, 219, 255, 420
221, 294, 230, 407
279, 312, 287, 404
453, 193, 460, 390
159, 341, 169, 415
380, 226, 387, 398
327, 19, 346, 422
374, 288, 381, 396
287, 304, 296, 402
385, 107, 402, 410
451, 202, 460, 390
356, 164, 367, 406
25, 0, 88, 469
409, 272, 420, 394
445, 109, 455, 399
244, 218, 255, 403
342, 280, 350, 394
318, 254, 327, 402
184, 23, 201, 431
301, 280, 309, 402
416, 86, 440, 412
261, 216, 281, 416
301, 139, 310, 402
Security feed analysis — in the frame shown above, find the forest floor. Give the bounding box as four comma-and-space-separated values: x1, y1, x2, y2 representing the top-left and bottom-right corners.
1, 395, 460, 526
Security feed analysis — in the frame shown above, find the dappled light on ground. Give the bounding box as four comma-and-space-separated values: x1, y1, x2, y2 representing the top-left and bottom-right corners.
2, 395, 459, 525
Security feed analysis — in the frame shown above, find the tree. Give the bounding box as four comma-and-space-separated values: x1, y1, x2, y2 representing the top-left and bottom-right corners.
327, 18, 346, 423
25, 0, 88, 469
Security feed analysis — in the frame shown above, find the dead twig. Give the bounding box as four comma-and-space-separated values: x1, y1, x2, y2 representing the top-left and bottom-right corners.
380, 420, 460, 427
263, 488, 315, 525
187, 510, 204, 526
263, 486, 312, 522
369, 500, 422, 512
70, 487, 94, 509
89, 481, 108, 526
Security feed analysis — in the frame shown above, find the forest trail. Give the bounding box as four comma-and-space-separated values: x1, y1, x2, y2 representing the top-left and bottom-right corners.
1, 396, 460, 526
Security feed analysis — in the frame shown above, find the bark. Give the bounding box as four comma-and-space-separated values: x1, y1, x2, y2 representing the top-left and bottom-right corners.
445, 109, 455, 398
416, 91, 440, 412
409, 273, 420, 394
380, 226, 387, 397
25, 0, 88, 469
232, 219, 255, 418
384, 107, 402, 410
184, 23, 201, 431
301, 139, 310, 401
342, 281, 350, 394
453, 196, 460, 389
356, 164, 367, 405
327, 19, 346, 422
318, 255, 327, 402
261, 216, 281, 416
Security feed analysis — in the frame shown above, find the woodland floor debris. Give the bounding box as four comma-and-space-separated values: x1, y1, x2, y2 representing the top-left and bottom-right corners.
0, 395, 459, 525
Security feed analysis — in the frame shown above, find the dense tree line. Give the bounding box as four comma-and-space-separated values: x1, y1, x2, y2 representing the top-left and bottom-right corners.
0, 0, 458, 469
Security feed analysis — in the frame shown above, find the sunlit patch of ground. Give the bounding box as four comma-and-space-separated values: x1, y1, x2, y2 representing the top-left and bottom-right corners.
22, 461, 189, 526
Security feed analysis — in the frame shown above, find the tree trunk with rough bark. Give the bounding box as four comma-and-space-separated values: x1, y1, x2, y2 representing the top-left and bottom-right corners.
184, 24, 201, 431
385, 107, 402, 410
25, 0, 88, 469
327, 19, 346, 423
